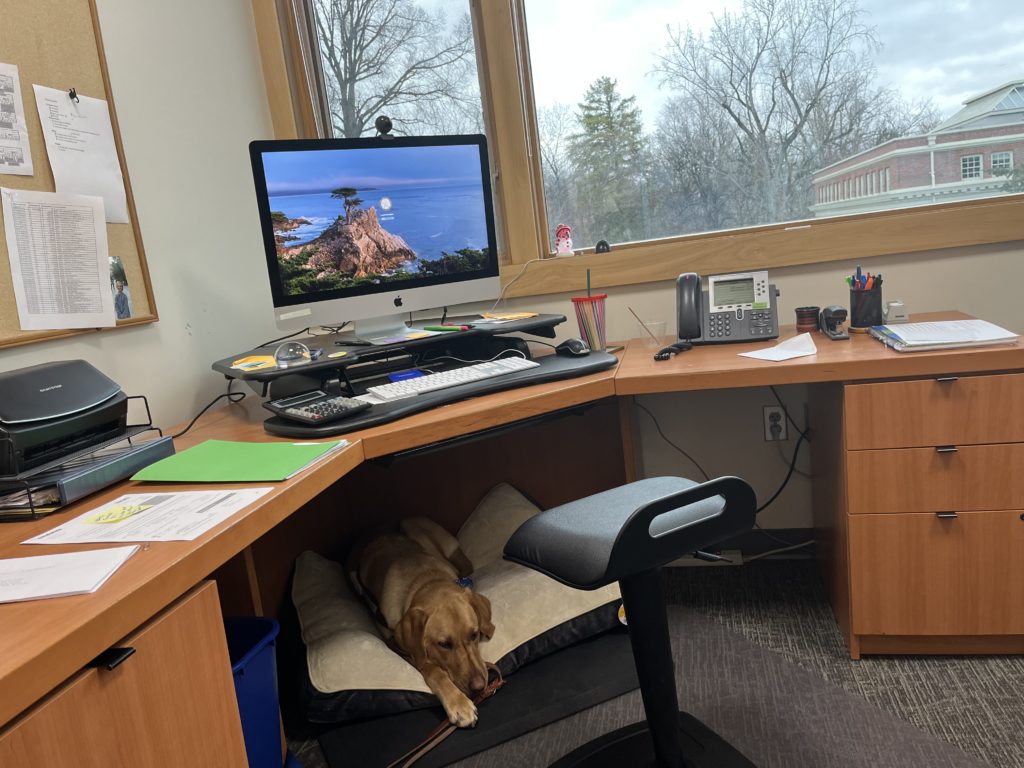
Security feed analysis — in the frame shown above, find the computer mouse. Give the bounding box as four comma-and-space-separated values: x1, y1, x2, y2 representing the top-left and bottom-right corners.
555, 338, 591, 357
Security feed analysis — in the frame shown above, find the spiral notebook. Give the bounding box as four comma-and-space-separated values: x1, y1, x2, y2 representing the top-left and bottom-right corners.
869, 320, 1019, 352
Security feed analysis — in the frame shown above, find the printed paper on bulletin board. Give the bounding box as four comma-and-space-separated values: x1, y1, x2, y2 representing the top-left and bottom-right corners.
0, 0, 157, 349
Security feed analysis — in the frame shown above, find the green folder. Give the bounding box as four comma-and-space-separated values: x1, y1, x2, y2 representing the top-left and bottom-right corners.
131, 439, 347, 482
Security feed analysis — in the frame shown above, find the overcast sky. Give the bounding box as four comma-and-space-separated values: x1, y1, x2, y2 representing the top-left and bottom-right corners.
520, 0, 1024, 129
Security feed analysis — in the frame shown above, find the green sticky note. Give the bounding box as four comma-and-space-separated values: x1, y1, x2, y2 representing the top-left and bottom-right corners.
131, 439, 345, 483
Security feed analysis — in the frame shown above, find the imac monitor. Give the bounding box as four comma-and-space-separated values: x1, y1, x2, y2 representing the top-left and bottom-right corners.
249, 134, 500, 342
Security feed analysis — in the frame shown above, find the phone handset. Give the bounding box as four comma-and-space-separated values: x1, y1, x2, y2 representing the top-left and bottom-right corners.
677, 272, 702, 341
653, 273, 701, 360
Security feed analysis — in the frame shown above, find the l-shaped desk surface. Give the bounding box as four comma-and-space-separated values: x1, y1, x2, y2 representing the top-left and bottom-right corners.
3, 311, 1023, 727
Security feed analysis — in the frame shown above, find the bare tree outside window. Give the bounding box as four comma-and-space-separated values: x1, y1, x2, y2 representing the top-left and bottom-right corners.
310, 0, 482, 138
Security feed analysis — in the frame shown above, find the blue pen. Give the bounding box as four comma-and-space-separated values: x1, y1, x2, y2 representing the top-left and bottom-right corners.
855, 265, 862, 285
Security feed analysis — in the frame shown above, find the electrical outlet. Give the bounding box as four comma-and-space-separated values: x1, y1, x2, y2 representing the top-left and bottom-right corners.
763, 405, 787, 441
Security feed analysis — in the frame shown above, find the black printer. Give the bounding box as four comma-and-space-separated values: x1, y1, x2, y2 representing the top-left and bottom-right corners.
0, 360, 128, 477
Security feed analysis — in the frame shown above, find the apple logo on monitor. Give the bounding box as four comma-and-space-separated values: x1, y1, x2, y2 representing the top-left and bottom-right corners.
394, 296, 403, 307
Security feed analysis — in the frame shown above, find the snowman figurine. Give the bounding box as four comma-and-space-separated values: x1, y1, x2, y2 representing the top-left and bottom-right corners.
554, 223, 573, 256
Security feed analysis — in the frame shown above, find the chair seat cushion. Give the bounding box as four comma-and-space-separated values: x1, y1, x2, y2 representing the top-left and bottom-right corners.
504, 477, 726, 589
292, 483, 622, 723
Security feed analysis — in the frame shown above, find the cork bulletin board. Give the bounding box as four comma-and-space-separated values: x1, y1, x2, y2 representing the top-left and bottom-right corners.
0, 0, 157, 349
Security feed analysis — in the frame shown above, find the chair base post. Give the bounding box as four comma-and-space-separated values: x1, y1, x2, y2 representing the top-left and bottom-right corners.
618, 568, 684, 767
548, 711, 758, 768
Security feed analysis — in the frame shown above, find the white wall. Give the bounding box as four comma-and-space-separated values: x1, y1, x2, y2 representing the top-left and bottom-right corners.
1, 2, 1021, 530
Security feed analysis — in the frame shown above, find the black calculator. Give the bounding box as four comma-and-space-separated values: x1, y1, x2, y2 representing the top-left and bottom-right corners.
263, 390, 371, 425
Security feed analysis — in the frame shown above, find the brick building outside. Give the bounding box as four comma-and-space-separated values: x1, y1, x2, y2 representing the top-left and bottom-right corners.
811, 80, 1024, 217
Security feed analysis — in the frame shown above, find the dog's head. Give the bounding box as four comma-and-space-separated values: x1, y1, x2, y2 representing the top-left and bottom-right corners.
394, 583, 494, 696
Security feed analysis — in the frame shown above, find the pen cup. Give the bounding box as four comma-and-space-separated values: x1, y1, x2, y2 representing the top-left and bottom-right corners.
849, 287, 883, 331
571, 294, 607, 352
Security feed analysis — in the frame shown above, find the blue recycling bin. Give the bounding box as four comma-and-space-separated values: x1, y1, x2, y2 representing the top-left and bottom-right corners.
225, 617, 290, 768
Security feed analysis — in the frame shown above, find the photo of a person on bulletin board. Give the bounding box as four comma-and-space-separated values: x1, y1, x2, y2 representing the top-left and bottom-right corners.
110, 256, 133, 320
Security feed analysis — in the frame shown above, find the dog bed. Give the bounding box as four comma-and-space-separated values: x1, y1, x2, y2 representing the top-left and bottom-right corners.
292, 483, 623, 723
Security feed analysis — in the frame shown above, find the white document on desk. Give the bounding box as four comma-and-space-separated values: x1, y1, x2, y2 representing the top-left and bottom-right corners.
2, 187, 115, 330
0, 545, 137, 603
739, 332, 817, 362
0, 62, 34, 176
33, 85, 128, 223
23, 488, 273, 545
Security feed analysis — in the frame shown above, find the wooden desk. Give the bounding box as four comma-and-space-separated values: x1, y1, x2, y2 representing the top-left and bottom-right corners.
614, 311, 1024, 394
0, 363, 618, 732
3, 317, 1024, 754
616, 312, 1024, 658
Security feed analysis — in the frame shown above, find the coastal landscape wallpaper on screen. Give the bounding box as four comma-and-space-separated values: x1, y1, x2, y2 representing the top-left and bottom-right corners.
263, 144, 490, 296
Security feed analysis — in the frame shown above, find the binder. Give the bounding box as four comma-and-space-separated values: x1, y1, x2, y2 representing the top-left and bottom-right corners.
0, 437, 174, 516
869, 320, 1019, 353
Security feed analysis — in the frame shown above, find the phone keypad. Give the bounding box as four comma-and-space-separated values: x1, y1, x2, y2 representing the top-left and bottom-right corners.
706, 310, 775, 338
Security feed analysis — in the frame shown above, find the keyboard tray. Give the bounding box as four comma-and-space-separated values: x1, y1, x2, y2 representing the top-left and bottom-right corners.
263, 351, 618, 438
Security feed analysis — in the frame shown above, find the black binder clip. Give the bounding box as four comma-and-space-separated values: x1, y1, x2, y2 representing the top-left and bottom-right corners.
68, 87, 79, 103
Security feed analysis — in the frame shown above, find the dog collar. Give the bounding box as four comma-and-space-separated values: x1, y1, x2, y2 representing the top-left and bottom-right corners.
456, 576, 474, 589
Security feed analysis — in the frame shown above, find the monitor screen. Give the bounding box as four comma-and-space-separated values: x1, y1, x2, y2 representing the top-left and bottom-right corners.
249, 135, 500, 332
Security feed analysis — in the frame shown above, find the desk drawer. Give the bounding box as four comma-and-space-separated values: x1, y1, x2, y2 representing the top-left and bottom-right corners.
849, 510, 1024, 636
844, 373, 1024, 450
847, 443, 1024, 514
0, 582, 247, 768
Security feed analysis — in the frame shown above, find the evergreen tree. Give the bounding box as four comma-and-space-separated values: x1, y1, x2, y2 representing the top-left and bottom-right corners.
566, 77, 646, 247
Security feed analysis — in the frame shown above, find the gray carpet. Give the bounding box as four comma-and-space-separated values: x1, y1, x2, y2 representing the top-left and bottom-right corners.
288, 560, 1024, 767
444, 604, 985, 768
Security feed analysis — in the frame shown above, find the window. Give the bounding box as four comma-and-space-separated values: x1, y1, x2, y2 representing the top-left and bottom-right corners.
961, 155, 982, 180
307, 0, 482, 138
262, 1, 1024, 298
992, 151, 1013, 175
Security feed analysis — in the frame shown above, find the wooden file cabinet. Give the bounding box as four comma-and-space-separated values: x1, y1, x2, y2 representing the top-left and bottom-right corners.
811, 372, 1024, 658
0, 581, 248, 768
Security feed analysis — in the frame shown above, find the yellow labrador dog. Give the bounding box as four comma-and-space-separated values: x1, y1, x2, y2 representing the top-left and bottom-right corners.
354, 517, 494, 727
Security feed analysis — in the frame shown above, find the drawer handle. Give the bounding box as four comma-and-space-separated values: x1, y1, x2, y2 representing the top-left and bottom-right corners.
89, 646, 136, 670
935, 445, 958, 453
936, 512, 959, 519
935, 376, 959, 382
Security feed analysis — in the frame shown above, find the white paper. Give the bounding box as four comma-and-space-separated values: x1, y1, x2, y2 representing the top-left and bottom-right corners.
0, 545, 137, 603
883, 320, 1018, 345
0, 63, 33, 175
2, 187, 115, 329
33, 85, 128, 223
23, 488, 273, 545
739, 332, 818, 362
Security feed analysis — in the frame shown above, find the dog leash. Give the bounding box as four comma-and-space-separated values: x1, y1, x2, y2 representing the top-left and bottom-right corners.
384, 663, 506, 768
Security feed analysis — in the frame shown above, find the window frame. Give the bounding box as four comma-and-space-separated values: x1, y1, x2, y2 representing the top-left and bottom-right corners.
992, 151, 1013, 174
961, 154, 983, 180
255, 0, 1024, 300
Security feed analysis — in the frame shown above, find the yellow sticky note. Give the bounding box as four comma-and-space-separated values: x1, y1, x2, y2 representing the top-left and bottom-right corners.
481, 312, 538, 320
231, 355, 276, 371
87, 504, 151, 524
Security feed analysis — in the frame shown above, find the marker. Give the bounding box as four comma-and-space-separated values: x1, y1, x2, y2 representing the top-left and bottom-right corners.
423, 325, 468, 332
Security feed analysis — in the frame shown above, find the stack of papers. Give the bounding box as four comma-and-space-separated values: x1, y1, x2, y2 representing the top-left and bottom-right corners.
870, 320, 1019, 352
131, 439, 349, 483
0, 545, 137, 604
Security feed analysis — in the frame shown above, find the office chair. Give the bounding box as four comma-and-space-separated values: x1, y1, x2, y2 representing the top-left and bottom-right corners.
504, 476, 758, 768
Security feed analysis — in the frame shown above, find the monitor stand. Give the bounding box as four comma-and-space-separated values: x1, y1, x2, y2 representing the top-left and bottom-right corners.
353, 314, 417, 345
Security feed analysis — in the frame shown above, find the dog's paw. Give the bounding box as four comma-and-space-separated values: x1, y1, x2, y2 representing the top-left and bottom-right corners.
445, 696, 478, 728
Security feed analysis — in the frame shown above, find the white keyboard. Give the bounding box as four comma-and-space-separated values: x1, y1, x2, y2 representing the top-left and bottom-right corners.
366, 356, 540, 401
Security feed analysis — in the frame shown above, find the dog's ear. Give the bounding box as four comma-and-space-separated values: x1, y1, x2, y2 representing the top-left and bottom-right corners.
394, 606, 429, 660
470, 592, 494, 641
